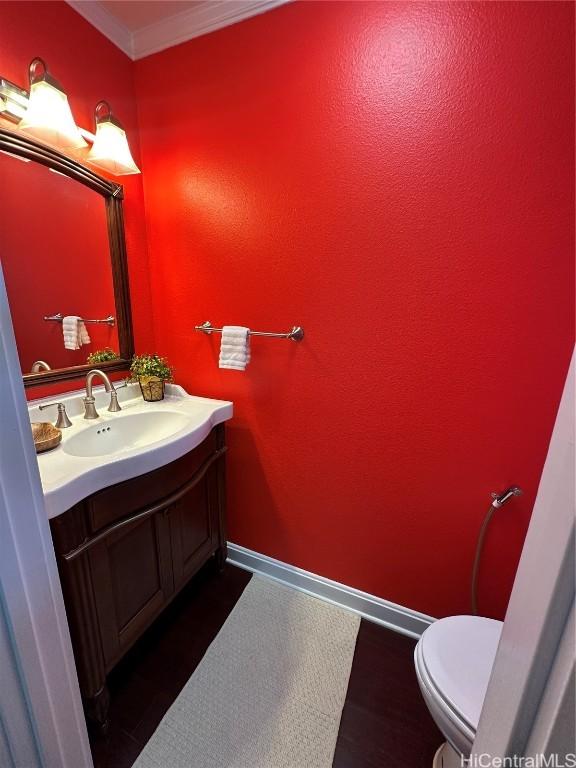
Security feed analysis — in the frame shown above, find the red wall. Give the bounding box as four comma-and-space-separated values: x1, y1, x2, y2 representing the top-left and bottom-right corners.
135, 1, 574, 619
1, 1, 572, 619
0, 1, 154, 399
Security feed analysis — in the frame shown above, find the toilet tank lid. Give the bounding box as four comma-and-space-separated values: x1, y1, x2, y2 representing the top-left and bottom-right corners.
420, 615, 503, 729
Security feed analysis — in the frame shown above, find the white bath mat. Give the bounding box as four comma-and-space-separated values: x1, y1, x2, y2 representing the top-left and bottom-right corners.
132, 575, 360, 768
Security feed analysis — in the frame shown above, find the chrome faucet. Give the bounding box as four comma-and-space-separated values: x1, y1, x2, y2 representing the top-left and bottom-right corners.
83, 369, 122, 419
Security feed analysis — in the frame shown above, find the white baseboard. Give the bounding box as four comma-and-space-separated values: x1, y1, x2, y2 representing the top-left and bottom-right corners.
227, 543, 435, 639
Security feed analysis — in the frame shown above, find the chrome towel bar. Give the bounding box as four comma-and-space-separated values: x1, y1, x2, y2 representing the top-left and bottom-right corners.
195, 320, 304, 342
44, 313, 116, 326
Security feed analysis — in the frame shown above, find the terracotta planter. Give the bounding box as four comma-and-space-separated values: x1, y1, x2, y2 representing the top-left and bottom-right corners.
138, 376, 165, 402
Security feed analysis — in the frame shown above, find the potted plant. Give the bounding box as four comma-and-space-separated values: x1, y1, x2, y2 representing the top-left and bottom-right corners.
86, 348, 120, 365
129, 353, 173, 402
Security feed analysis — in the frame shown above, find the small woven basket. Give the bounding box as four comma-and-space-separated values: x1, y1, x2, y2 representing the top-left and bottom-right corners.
31, 422, 62, 453
138, 376, 165, 402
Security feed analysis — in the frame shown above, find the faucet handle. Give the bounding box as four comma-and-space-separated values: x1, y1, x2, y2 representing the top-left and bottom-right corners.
38, 402, 72, 429
107, 378, 127, 412
108, 390, 122, 413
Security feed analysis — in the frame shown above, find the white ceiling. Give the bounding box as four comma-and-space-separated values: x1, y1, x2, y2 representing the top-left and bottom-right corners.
66, 0, 291, 60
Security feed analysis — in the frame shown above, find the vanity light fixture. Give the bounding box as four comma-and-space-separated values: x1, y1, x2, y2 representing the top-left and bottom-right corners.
0, 60, 139, 176
18, 58, 87, 150
86, 100, 140, 176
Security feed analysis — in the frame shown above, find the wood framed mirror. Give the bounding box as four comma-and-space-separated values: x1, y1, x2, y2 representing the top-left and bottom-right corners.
0, 126, 134, 387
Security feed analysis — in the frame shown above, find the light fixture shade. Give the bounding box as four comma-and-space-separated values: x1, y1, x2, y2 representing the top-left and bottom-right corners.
18, 58, 87, 150
86, 101, 140, 176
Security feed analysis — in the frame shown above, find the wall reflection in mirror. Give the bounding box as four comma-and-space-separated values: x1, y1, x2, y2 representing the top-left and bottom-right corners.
0, 148, 119, 375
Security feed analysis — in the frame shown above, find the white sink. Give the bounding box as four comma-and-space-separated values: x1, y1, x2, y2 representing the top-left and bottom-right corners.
28, 384, 233, 519
63, 410, 192, 458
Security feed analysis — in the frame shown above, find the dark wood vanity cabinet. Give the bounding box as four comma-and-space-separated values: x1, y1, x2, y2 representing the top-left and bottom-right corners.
49, 425, 227, 731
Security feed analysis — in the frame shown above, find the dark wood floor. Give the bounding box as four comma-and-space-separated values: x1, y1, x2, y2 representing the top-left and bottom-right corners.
334, 621, 441, 767
90, 562, 441, 768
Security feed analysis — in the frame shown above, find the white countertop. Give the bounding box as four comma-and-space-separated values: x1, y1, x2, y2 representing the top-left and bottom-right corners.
29, 383, 233, 519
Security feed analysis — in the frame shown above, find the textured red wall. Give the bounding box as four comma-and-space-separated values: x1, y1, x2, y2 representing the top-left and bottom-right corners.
2, 1, 572, 619
0, 1, 154, 400
135, 1, 574, 619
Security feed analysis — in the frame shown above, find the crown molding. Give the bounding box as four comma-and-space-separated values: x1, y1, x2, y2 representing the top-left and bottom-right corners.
66, 1, 292, 61
132, 0, 292, 60
66, 1, 134, 58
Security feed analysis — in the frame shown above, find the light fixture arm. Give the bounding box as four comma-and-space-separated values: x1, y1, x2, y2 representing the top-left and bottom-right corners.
28, 57, 63, 92
95, 100, 112, 123
94, 100, 125, 130
29, 57, 47, 84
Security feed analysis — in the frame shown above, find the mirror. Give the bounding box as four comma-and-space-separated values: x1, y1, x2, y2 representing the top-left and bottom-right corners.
0, 127, 134, 386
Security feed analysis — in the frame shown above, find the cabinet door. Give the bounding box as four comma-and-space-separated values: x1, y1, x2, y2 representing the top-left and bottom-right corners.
89, 510, 173, 669
168, 463, 219, 591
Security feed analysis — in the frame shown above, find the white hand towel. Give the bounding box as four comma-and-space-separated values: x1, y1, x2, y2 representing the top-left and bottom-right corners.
62, 316, 91, 350
219, 326, 251, 370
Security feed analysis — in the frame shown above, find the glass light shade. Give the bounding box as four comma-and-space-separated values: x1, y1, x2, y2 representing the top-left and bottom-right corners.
86, 120, 140, 176
19, 79, 87, 150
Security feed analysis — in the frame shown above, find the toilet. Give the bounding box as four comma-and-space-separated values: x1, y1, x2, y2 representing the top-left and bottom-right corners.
414, 615, 503, 767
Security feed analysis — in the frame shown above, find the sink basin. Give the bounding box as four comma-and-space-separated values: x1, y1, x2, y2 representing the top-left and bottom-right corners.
31, 383, 233, 519
63, 410, 192, 458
